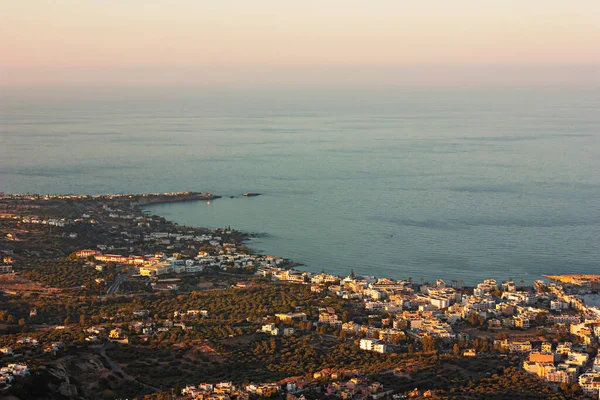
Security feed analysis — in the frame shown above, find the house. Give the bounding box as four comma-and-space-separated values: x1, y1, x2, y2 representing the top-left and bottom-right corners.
109, 328, 123, 339
514, 316, 530, 329
319, 313, 342, 326
261, 324, 280, 336
0, 347, 13, 355
556, 342, 572, 355
541, 342, 553, 353
359, 339, 387, 353
283, 328, 295, 336
495, 339, 532, 353
0, 265, 13, 274
343, 322, 361, 333
378, 329, 405, 342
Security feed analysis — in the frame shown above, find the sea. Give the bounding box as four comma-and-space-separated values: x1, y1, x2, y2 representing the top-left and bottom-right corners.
2, 87, 599, 284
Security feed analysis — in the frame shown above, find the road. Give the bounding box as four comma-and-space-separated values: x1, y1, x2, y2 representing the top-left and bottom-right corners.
106, 273, 126, 295
99, 342, 160, 392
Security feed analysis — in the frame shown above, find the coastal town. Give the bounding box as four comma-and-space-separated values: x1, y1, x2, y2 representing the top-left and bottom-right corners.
1, 192, 600, 399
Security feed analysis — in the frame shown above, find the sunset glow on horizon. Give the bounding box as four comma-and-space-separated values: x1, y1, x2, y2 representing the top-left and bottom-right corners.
2, 0, 599, 87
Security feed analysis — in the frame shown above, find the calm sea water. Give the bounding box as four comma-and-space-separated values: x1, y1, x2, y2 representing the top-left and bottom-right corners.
2, 87, 599, 284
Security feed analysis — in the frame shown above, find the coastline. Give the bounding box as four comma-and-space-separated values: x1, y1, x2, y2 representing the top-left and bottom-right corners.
143, 194, 536, 286
3, 190, 600, 399
145, 195, 557, 286
1, 190, 579, 286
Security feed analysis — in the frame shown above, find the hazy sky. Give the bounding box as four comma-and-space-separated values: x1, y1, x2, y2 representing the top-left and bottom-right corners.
2, 0, 599, 87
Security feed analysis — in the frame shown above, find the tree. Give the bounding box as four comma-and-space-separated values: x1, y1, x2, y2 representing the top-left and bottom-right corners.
422, 336, 438, 352
535, 312, 548, 325
80, 314, 86, 326
453, 343, 461, 355
559, 382, 582, 397
467, 313, 484, 326
341, 311, 349, 323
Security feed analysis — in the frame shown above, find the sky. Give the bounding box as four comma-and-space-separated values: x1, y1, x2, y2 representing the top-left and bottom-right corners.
1, 0, 600, 87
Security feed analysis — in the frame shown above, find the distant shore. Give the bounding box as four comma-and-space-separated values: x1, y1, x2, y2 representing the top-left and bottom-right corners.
1, 191, 220, 206
544, 274, 600, 284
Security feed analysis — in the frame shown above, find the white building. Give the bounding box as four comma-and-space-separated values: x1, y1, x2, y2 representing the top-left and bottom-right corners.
359, 338, 387, 353
261, 324, 279, 336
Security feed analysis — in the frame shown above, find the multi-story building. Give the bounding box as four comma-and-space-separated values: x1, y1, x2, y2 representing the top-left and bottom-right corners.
359, 339, 387, 353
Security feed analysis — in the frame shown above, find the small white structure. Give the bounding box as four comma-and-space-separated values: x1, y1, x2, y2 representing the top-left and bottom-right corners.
261, 324, 279, 336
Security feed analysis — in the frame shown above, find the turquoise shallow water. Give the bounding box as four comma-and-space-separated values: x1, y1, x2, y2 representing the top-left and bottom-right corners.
2, 87, 600, 283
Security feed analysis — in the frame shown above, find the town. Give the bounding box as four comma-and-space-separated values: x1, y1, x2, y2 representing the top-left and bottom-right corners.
1, 192, 599, 399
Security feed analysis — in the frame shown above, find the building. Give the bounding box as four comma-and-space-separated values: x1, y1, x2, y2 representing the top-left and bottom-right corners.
0, 265, 13, 274
283, 328, 295, 336
463, 349, 477, 357
556, 342, 573, 355
185, 264, 204, 273
429, 296, 450, 309
311, 273, 339, 285
109, 328, 123, 339
319, 313, 342, 326
502, 280, 516, 292
495, 339, 532, 353
579, 371, 600, 395
548, 314, 581, 324
275, 312, 308, 322
514, 316, 530, 329
359, 339, 387, 353
529, 352, 556, 363
75, 249, 100, 258
541, 342, 553, 353
261, 324, 279, 336
95, 254, 130, 264
140, 261, 184, 276
378, 328, 405, 342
